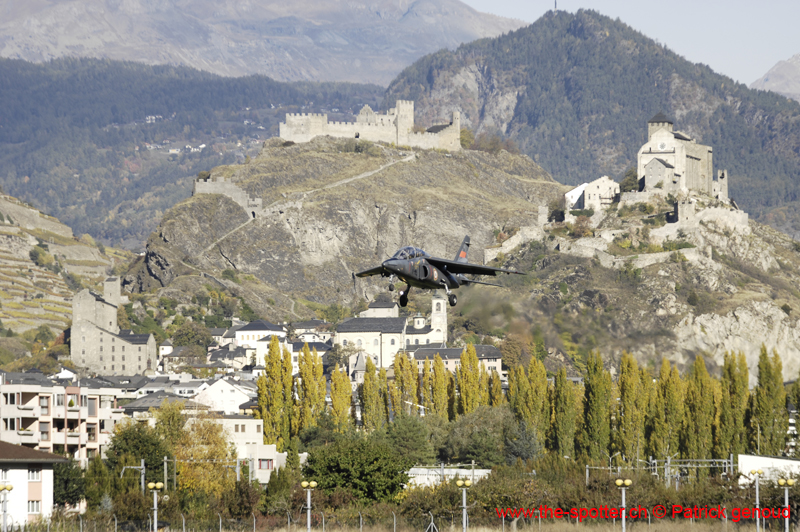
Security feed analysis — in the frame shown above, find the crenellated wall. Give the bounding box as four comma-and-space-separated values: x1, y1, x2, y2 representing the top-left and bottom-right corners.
279, 101, 461, 151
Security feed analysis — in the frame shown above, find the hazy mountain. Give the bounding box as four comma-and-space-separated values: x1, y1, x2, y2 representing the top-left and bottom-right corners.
0, 0, 525, 86
751, 53, 800, 102
385, 9, 800, 236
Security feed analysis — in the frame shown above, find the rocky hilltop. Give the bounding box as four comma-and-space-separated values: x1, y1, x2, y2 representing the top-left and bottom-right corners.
126, 136, 800, 382
124, 137, 564, 318
0, 0, 525, 86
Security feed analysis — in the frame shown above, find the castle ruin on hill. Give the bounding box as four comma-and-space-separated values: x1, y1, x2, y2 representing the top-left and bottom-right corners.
279, 100, 462, 151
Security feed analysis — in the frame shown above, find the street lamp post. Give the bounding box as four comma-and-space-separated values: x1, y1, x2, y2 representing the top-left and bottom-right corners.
615, 479, 632, 532
0, 483, 12, 532
778, 478, 795, 532
300, 481, 317, 532
148, 481, 164, 532
751, 469, 764, 532
456, 479, 472, 532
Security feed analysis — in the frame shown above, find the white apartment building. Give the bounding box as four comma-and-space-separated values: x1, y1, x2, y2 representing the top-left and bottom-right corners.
215, 415, 288, 485
0, 372, 127, 465
0, 441, 67, 525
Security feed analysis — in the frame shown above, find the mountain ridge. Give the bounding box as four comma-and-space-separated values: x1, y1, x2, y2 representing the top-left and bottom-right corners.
0, 0, 526, 86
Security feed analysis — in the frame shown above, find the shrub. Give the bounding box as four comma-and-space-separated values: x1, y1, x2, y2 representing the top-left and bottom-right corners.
782, 303, 792, 315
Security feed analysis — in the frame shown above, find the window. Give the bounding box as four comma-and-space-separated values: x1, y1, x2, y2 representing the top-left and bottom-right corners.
3, 418, 17, 431
112, 365, 115, 371
100, 356, 103, 361
139, 347, 142, 352
87, 424, 97, 442
373, 339, 378, 346
259, 459, 273, 470
112, 346, 115, 352
89, 398, 97, 416
87, 449, 96, 459
40, 396, 49, 416
100, 346, 103, 352
138, 356, 141, 361
4, 393, 15, 405
56, 394, 64, 406
256, 425, 261, 433
342, 340, 347, 346
391, 338, 395, 346
81, 349, 85, 355
356, 339, 362, 347
111, 337, 114, 343
122, 346, 125, 352
406, 339, 410, 346
28, 469, 41, 481
436, 302, 441, 312
81, 336, 85, 342
81, 395, 88, 407
235, 425, 239, 433
0, 470, 7, 481
415, 339, 419, 345
112, 356, 115, 362
27, 501, 41, 514
122, 365, 125, 370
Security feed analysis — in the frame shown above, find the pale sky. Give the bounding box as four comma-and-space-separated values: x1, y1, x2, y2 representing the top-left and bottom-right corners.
460, 0, 800, 86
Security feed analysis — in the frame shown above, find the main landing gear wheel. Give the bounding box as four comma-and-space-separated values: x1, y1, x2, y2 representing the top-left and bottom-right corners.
399, 294, 408, 307
389, 283, 395, 292
448, 293, 458, 307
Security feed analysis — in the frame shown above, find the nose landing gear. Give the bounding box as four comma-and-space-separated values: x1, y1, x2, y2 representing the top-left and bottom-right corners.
398, 284, 411, 307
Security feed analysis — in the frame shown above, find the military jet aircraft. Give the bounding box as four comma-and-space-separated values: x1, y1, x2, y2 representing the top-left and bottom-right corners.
355, 236, 523, 307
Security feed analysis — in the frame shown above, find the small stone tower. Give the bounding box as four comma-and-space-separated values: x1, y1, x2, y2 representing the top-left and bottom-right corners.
395, 100, 415, 140
104, 277, 121, 308
647, 111, 674, 141
717, 169, 729, 201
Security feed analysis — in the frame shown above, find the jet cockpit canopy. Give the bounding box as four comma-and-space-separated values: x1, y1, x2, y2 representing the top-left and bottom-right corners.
392, 246, 428, 260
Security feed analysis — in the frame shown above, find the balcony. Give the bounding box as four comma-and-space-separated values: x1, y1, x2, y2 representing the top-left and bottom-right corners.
16, 430, 37, 444
17, 404, 34, 411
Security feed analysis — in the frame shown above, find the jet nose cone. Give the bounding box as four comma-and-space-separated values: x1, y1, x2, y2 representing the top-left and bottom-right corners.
383, 259, 401, 274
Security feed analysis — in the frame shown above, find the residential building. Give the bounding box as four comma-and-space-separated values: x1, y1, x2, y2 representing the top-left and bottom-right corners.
193, 378, 256, 415
409, 345, 504, 377
0, 372, 127, 464
235, 321, 286, 348
0, 441, 67, 524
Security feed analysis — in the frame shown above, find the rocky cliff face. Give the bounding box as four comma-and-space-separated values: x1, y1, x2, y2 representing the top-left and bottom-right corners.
0, 0, 525, 85
125, 137, 565, 317
751, 54, 800, 103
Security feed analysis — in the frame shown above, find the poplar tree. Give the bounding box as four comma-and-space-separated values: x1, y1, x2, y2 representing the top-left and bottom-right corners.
528, 358, 550, 441
360, 358, 384, 431
614, 352, 645, 463
379, 367, 391, 422
431, 355, 449, 417
421, 358, 434, 413
298, 343, 324, 432
489, 370, 505, 406
747, 346, 788, 455
549, 367, 576, 458
716, 352, 749, 458
330, 364, 352, 430
681, 355, 715, 464
579, 351, 611, 461
457, 344, 481, 415
281, 345, 295, 443
447, 372, 457, 421
478, 364, 490, 407
256, 336, 284, 448
394, 352, 418, 415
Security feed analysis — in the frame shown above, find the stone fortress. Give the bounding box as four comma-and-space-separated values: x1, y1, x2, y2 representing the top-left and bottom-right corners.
633, 112, 727, 202
486, 113, 749, 266
279, 100, 462, 151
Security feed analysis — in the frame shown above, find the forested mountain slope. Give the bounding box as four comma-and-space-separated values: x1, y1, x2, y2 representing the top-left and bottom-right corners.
0, 58, 383, 249
385, 9, 800, 236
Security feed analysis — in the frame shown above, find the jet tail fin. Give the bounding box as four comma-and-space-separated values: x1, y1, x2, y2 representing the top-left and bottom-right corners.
454, 236, 470, 263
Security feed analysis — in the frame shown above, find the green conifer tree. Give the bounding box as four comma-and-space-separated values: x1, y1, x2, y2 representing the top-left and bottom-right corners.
579, 351, 611, 461
747, 346, 788, 455
489, 370, 505, 406
256, 336, 284, 447
360, 358, 384, 431
681, 355, 715, 465
421, 358, 434, 413
549, 367, 576, 458
614, 352, 645, 463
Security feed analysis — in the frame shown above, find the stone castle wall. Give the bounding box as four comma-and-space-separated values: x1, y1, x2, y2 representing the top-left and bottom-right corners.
279, 100, 461, 151
193, 179, 263, 214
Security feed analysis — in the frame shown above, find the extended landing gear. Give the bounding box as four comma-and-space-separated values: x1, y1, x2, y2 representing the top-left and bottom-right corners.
398, 285, 411, 307
448, 293, 458, 307
389, 283, 395, 292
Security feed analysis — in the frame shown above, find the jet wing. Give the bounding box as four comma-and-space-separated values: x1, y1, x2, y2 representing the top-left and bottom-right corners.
426, 257, 524, 276
355, 265, 385, 278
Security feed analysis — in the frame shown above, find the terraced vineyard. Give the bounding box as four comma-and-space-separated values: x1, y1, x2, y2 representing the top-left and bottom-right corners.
0, 195, 134, 334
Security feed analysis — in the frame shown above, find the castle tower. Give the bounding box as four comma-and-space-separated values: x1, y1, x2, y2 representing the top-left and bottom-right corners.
104, 277, 121, 308
647, 111, 674, 141
395, 100, 415, 144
